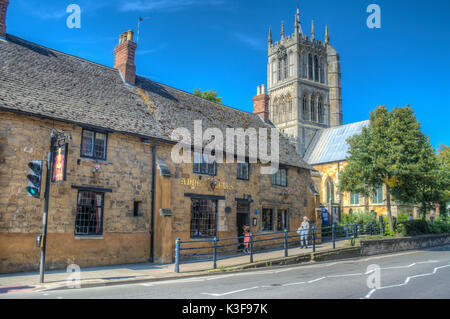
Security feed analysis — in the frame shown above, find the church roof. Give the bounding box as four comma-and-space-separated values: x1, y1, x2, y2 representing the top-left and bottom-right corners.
303, 120, 369, 165
0, 34, 312, 170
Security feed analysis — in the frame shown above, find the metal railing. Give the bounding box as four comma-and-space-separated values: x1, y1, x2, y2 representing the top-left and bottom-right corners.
174, 221, 385, 273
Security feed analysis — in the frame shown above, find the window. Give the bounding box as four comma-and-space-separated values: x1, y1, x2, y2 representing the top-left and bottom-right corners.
303, 95, 309, 121
326, 179, 335, 204
302, 54, 307, 78
318, 97, 324, 124
320, 59, 325, 83
277, 209, 289, 231
75, 191, 104, 236
350, 192, 359, 205
193, 151, 216, 175
308, 54, 313, 80
271, 167, 287, 187
314, 56, 319, 82
373, 185, 383, 204
190, 199, 217, 238
287, 96, 292, 121
311, 96, 317, 122
133, 201, 142, 217
237, 162, 249, 180
81, 129, 107, 160
289, 53, 295, 77
262, 208, 273, 231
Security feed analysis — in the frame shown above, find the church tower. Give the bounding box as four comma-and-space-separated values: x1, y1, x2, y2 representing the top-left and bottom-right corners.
263, 9, 342, 155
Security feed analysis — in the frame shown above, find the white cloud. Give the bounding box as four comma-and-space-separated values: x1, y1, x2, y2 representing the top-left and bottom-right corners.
136, 43, 168, 55
234, 33, 265, 51
118, 0, 225, 12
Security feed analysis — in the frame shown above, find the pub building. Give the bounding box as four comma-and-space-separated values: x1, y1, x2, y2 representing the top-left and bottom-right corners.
0, 1, 319, 273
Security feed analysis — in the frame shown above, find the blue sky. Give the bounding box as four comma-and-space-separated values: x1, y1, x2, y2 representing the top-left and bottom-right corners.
5, 0, 450, 147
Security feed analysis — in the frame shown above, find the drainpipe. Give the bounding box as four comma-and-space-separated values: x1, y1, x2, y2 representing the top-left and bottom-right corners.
149, 141, 158, 262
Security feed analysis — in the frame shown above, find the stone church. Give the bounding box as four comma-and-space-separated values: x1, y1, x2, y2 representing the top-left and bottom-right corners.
253, 10, 419, 222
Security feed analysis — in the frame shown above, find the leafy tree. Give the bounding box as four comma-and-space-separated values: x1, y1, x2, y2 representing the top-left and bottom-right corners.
339, 106, 444, 231
436, 144, 450, 219
193, 88, 222, 104
339, 106, 395, 232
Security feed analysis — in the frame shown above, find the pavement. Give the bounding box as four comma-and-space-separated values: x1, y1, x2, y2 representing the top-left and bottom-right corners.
0, 239, 346, 294
2, 244, 450, 299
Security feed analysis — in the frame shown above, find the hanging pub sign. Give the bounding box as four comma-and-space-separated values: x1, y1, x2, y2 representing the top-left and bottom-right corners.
52, 144, 68, 182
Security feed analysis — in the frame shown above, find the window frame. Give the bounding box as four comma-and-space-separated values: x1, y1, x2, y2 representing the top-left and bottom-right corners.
237, 162, 250, 181
350, 192, 359, 206
262, 208, 274, 232
189, 198, 218, 239
193, 151, 217, 176
75, 190, 105, 237
372, 185, 383, 205
80, 129, 108, 161
271, 167, 288, 187
276, 209, 289, 231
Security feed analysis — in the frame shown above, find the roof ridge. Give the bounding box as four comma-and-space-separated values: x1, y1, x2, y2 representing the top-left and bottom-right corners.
5, 34, 118, 72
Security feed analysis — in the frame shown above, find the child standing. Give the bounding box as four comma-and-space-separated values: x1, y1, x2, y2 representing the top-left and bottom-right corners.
243, 226, 251, 254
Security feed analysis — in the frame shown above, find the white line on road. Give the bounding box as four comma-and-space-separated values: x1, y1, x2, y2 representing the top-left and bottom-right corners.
308, 277, 326, 283
363, 262, 450, 299
201, 286, 260, 297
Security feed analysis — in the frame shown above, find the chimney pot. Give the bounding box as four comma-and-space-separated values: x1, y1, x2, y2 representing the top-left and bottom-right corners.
261, 84, 266, 95
114, 29, 137, 85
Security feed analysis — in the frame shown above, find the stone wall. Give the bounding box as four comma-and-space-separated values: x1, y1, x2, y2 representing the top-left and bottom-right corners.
0, 111, 153, 273
360, 234, 450, 256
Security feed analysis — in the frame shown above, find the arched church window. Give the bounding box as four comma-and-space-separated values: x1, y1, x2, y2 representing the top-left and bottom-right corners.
278, 59, 283, 81
272, 61, 277, 84
272, 98, 279, 123
303, 95, 309, 121
318, 97, 324, 124
308, 54, 313, 80
311, 95, 317, 122
314, 56, 319, 82
320, 59, 325, 84
326, 179, 335, 204
287, 95, 292, 121
280, 96, 286, 122
302, 54, 307, 78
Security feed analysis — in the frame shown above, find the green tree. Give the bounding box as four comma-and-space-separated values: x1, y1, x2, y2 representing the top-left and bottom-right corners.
339, 105, 443, 231
193, 88, 222, 104
339, 106, 394, 231
436, 144, 450, 219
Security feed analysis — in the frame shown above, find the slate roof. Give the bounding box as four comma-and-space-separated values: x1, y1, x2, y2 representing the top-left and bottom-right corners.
0, 34, 312, 170
303, 120, 369, 165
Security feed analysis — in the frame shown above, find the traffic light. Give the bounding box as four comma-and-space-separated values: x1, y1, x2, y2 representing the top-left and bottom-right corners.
26, 160, 43, 198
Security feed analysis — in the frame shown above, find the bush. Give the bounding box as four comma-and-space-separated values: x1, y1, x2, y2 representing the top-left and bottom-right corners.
395, 220, 449, 236
397, 211, 411, 223
341, 210, 378, 225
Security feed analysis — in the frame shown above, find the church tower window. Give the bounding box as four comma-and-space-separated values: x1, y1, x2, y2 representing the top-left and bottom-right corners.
318, 97, 324, 124
308, 54, 313, 80
303, 95, 309, 121
311, 95, 317, 122
314, 56, 319, 82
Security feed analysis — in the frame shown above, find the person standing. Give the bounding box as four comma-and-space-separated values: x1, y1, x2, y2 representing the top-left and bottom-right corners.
242, 226, 251, 254
297, 216, 310, 249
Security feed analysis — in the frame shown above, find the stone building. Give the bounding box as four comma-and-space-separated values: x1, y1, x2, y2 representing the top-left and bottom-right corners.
255, 10, 419, 222
0, 2, 319, 273
265, 9, 342, 156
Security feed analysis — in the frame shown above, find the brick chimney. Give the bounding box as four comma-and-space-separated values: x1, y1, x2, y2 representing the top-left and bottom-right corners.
0, 0, 9, 39
253, 84, 270, 122
114, 30, 137, 85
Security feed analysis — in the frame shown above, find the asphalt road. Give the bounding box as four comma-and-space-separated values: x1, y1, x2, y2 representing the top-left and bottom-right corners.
2, 245, 450, 299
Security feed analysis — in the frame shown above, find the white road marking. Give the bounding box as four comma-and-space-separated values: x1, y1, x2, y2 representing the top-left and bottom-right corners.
282, 282, 306, 287
327, 273, 363, 278
363, 262, 450, 299
201, 286, 260, 297
308, 277, 326, 283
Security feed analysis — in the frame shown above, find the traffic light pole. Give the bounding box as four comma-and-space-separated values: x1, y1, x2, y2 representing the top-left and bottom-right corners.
39, 132, 55, 283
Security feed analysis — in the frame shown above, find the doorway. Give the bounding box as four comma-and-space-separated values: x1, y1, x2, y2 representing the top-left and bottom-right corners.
236, 202, 250, 249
